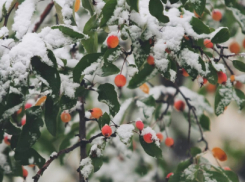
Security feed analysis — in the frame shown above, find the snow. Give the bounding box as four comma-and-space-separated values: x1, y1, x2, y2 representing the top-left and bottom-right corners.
136, 100, 155, 119
80, 157, 93, 179
235, 75, 245, 83
12, 0, 38, 39
60, 74, 80, 98
54, 0, 75, 25
117, 124, 134, 145
113, 98, 133, 124
50, 152, 57, 158
0, 27, 9, 38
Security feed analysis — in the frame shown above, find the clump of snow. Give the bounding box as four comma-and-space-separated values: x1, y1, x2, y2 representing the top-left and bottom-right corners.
117, 124, 134, 145
54, 0, 75, 25
60, 74, 80, 98
0, 27, 9, 38
136, 100, 155, 119
113, 98, 133, 124
235, 75, 245, 83
80, 157, 93, 179
141, 127, 160, 146
50, 152, 57, 158
12, 0, 38, 39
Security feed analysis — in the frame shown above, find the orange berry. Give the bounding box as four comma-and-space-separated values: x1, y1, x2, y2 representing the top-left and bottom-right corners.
25, 103, 32, 110
107, 35, 119, 48
243, 39, 245, 49
135, 121, 144, 131
165, 137, 174, 147
206, 83, 216, 92
166, 172, 174, 179
224, 106, 228, 111
4, 136, 11, 146
230, 75, 235, 82
174, 100, 185, 111
229, 42, 240, 54
217, 71, 227, 84
143, 133, 153, 143
180, 15, 183, 18
90, 108, 103, 119
16, 108, 22, 115
147, 55, 154, 65
182, 68, 189, 77
22, 167, 28, 179
149, 39, 153, 45
21, 117, 26, 126
203, 78, 208, 85
74, 0, 81, 12
165, 48, 171, 54
204, 39, 213, 48
212, 9, 222, 21
156, 133, 164, 142
184, 35, 189, 41
139, 83, 149, 94
212, 147, 227, 161
35, 96, 47, 106
223, 166, 231, 171
101, 124, 112, 137
60, 112, 71, 123
114, 74, 126, 88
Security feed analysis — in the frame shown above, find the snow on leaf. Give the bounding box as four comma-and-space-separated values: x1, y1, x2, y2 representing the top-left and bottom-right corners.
117, 124, 134, 145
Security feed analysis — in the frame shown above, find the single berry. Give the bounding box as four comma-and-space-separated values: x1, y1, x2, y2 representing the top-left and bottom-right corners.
107, 35, 119, 48
25, 103, 32, 110
61, 112, 71, 123
156, 133, 164, 142
147, 55, 154, 65
180, 15, 183, 18
165, 48, 171, 54
223, 166, 231, 171
139, 83, 149, 94
174, 100, 185, 111
212, 9, 222, 21
114, 74, 127, 88
101, 124, 112, 137
183, 35, 189, 41
217, 71, 227, 84
203, 78, 208, 85
149, 39, 154, 45
90, 108, 103, 119
143, 133, 153, 143
22, 167, 28, 179
135, 121, 144, 131
165, 137, 174, 147
224, 106, 228, 111
4, 136, 11, 146
182, 68, 189, 77
206, 84, 216, 92
203, 39, 213, 48
212, 147, 227, 161
166, 172, 174, 179
235, 81, 242, 89
21, 117, 26, 126
16, 108, 22, 115
74, 0, 81, 12
230, 75, 235, 82
229, 42, 240, 54
35, 96, 47, 106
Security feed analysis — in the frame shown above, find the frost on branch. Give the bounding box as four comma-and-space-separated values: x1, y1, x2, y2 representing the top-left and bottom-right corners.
117, 124, 134, 145
80, 157, 94, 179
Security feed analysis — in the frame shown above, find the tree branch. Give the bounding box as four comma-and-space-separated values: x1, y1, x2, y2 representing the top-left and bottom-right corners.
32, 133, 103, 182
3, 3, 16, 27
32, 2, 54, 33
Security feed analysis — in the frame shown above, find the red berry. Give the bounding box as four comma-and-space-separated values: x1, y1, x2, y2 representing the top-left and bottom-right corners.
25, 103, 32, 110
107, 35, 119, 48
174, 100, 185, 111
217, 71, 227, 84
101, 124, 112, 137
212, 9, 222, 21
21, 117, 26, 126
223, 166, 231, 171
156, 133, 164, 142
165, 137, 174, 147
61, 112, 71, 123
114, 74, 127, 88
143, 133, 153, 143
203, 78, 208, 85
204, 39, 213, 48
90, 108, 103, 119
135, 121, 144, 131
22, 167, 28, 179
4, 136, 11, 146
147, 55, 154, 65
166, 172, 174, 179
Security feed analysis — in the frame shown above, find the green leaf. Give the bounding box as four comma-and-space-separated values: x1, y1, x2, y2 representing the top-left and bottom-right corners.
52, 25, 84, 39
15, 148, 45, 169
211, 28, 230, 44
4, 93, 23, 113
207, 62, 218, 85
169, 0, 179, 4
97, 62, 120, 77
206, 171, 229, 182
98, 112, 110, 129
31, 56, 60, 97
224, 170, 239, 182
139, 136, 162, 159
233, 60, 245, 72
60, 95, 77, 110
126, 0, 139, 12
97, 83, 120, 116
214, 86, 231, 116
104, 47, 121, 62
234, 88, 245, 110
128, 63, 155, 89
199, 114, 210, 131
2, 120, 21, 135
191, 0, 206, 17
82, 0, 94, 16
82, 31, 98, 53
190, 17, 210, 34
16, 107, 44, 152
137, 96, 156, 118
91, 157, 103, 172
73, 53, 103, 83
149, 0, 169, 23
100, 0, 117, 27
227, 7, 245, 34
44, 95, 58, 136
190, 147, 202, 157
54, 2, 65, 24
83, 15, 98, 34
176, 159, 192, 172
